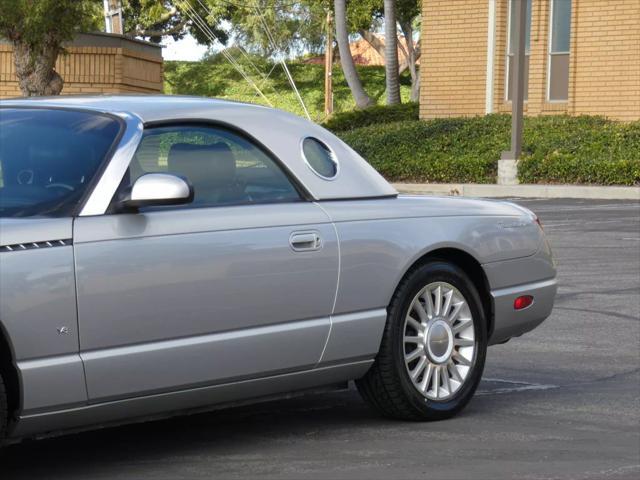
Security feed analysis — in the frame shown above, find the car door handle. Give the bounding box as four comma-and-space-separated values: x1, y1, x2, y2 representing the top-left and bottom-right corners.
290, 232, 322, 252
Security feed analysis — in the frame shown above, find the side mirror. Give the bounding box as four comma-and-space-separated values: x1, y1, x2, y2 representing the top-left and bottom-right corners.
118, 173, 193, 210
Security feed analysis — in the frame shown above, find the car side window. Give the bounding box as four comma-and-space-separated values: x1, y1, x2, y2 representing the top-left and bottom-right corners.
120, 125, 302, 209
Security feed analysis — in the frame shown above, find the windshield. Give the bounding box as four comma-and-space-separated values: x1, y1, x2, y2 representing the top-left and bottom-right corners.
0, 108, 121, 218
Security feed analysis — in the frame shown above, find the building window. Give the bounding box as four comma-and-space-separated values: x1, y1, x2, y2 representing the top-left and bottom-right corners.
506, 0, 532, 101
548, 0, 572, 101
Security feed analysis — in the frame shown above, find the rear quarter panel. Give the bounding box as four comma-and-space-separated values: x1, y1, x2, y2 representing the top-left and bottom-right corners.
318, 196, 545, 315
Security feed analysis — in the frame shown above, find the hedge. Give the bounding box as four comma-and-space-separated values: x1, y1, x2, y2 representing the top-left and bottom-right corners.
323, 102, 419, 132
327, 110, 639, 185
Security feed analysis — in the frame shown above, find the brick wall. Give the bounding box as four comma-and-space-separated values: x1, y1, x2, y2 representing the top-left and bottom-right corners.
569, 0, 640, 121
420, 0, 490, 119
0, 33, 163, 98
420, 0, 640, 121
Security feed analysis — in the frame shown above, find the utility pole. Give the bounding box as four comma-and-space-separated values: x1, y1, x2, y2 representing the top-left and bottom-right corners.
499, 0, 527, 185
104, 0, 124, 35
324, 9, 334, 117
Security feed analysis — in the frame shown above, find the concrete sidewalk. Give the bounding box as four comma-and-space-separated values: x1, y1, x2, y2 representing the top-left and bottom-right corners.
393, 183, 640, 200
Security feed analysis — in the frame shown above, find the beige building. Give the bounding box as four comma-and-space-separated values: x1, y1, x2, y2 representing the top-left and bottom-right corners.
0, 32, 163, 98
420, 0, 640, 121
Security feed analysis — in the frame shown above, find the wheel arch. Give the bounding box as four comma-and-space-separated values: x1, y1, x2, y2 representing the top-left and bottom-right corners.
0, 321, 21, 432
392, 247, 494, 338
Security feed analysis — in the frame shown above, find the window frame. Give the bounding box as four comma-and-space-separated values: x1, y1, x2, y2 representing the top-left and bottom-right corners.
108, 120, 312, 213
300, 136, 340, 181
547, 0, 572, 103
505, 0, 532, 102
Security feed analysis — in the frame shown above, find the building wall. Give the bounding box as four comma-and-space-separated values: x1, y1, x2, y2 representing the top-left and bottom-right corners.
0, 33, 162, 98
569, 0, 640, 121
420, 0, 640, 121
420, 0, 490, 119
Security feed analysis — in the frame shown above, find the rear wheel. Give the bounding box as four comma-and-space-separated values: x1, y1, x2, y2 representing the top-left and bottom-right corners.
357, 260, 487, 420
0, 373, 7, 439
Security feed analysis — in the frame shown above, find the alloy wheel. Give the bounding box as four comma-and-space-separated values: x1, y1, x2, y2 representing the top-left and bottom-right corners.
403, 281, 476, 401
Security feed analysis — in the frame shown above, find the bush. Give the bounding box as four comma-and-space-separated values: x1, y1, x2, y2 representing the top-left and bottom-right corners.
336, 115, 510, 184
323, 102, 419, 132
518, 116, 640, 185
330, 111, 639, 185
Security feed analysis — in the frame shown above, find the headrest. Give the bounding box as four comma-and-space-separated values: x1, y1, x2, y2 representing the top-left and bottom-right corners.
167, 142, 235, 186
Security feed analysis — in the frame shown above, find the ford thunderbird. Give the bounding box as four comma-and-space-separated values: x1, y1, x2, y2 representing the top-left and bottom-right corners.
0, 96, 557, 442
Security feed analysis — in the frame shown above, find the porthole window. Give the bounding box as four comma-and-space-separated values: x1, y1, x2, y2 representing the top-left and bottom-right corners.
302, 137, 339, 180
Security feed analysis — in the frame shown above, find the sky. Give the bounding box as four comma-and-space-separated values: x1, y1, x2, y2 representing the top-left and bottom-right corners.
162, 34, 209, 61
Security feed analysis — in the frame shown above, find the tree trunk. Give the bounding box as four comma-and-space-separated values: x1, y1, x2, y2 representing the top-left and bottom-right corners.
334, 0, 374, 109
384, 0, 401, 104
399, 20, 420, 102
324, 10, 334, 116
13, 36, 64, 96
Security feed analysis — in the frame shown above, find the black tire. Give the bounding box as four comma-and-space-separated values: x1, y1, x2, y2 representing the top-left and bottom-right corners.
0, 373, 7, 440
356, 260, 487, 421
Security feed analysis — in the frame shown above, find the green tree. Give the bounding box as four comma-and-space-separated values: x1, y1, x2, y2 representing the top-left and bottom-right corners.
205, 0, 328, 58
123, 0, 230, 45
0, 0, 228, 97
0, 0, 101, 96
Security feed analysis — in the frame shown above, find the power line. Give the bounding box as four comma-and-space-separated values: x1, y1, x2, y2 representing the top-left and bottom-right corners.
177, 0, 273, 106
252, 2, 311, 119
194, 0, 269, 82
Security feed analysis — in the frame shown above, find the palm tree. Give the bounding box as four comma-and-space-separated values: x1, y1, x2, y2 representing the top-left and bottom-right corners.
334, 0, 374, 109
384, 0, 401, 104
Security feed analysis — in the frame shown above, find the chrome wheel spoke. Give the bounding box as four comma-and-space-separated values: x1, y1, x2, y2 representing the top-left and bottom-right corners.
404, 335, 423, 345
405, 348, 423, 363
442, 289, 453, 317
419, 364, 433, 392
452, 317, 473, 334
404, 281, 476, 402
410, 357, 427, 380
453, 351, 472, 367
433, 286, 442, 316
407, 317, 422, 332
447, 301, 464, 324
412, 302, 428, 323
448, 360, 463, 383
433, 365, 440, 397
423, 288, 435, 319
454, 338, 474, 347
440, 366, 450, 394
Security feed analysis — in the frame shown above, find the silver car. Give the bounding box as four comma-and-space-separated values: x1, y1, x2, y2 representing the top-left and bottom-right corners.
0, 96, 557, 443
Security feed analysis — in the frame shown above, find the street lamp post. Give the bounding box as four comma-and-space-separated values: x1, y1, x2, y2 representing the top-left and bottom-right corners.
499, 0, 527, 185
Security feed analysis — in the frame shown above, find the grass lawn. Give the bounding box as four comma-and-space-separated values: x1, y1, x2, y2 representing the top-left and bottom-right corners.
164, 55, 413, 123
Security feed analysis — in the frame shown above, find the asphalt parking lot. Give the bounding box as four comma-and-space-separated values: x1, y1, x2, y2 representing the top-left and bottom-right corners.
1, 198, 639, 480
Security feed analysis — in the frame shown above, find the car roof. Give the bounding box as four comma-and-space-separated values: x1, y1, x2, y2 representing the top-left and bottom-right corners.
1, 95, 397, 201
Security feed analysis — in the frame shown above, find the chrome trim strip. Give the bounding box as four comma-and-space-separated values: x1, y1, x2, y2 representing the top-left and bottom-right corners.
490, 277, 558, 298
0, 239, 72, 253
79, 112, 144, 216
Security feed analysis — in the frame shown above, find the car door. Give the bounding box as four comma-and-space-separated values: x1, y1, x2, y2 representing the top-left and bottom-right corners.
73, 123, 339, 402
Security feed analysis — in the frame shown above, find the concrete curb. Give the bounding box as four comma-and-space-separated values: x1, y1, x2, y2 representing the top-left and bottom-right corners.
392, 183, 640, 200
